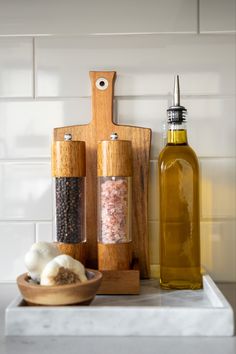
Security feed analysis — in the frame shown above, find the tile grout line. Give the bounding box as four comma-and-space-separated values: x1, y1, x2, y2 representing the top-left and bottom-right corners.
33, 222, 37, 243
197, 0, 200, 34
32, 37, 36, 99
0, 94, 235, 101
0, 31, 235, 38
0, 220, 53, 223
0, 158, 51, 163
0, 32, 212, 39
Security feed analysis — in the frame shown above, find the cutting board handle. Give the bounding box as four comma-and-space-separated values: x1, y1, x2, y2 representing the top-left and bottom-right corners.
90, 71, 116, 127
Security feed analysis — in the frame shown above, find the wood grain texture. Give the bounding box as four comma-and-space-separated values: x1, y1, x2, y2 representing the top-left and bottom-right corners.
52, 140, 86, 177
98, 242, 132, 270
53, 71, 151, 278
97, 139, 132, 176
56, 242, 87, 264
97, 269, 140, 295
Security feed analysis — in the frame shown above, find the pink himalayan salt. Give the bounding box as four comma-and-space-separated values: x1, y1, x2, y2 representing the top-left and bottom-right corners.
100, 178, 130, 243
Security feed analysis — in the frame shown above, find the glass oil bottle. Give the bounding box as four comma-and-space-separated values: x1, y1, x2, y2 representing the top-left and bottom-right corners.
159, 76, 202, 290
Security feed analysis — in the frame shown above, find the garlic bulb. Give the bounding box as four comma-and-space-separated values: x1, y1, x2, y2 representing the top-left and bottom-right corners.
40, 254, 87, 286
24, 242, 60, 282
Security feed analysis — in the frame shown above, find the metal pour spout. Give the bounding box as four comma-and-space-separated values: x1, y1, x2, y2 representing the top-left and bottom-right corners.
167, 75, 187, 123
173, 75, 180, 107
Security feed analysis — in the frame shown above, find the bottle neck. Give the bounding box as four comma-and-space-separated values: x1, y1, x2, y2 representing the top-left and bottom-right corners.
167, 122, 188, 145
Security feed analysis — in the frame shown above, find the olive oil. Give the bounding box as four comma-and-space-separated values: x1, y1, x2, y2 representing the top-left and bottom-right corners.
159, 76, 202, 290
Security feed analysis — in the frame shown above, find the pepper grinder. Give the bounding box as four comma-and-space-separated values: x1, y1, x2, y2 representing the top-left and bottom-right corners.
97, 133, 132, 270
51, 134, 86, 263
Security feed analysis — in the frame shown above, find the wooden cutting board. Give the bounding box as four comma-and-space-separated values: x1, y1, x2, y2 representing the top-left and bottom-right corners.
53, 71, 151, 278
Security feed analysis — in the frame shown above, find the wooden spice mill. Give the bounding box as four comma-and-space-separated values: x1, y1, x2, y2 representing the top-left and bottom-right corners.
51, 134, 87, 264
97, 133, 133, 271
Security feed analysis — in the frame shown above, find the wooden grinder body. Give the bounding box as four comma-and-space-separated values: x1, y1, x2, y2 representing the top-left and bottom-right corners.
51, 139, 86, 263
97, 138, 132, 271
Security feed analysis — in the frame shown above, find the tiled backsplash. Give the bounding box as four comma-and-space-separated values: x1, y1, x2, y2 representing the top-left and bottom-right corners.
0, 2, 235, 282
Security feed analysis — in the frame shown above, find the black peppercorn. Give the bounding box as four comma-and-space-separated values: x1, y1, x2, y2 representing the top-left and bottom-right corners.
55, 177, 85, 243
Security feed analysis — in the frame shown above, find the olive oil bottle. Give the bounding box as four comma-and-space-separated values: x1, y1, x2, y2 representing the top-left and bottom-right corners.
159, 76, 202, 290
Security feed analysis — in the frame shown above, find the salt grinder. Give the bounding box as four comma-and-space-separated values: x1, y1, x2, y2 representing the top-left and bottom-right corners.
51, 134, 86, 263
97, 133, 132, 270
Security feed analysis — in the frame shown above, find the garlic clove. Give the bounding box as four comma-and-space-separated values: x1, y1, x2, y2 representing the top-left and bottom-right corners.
24, 242, 60, 282
40, 255, 87, 286
24, 249, 42, 282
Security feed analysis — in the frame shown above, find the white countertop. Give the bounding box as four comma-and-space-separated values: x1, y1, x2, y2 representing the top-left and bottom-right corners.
0, 282, 236, 354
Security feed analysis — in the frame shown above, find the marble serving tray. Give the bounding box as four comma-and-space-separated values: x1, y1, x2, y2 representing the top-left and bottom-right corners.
5, 275, 234, 336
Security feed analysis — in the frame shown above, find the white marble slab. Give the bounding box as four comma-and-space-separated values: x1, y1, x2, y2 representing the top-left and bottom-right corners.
5, 275, 234, 336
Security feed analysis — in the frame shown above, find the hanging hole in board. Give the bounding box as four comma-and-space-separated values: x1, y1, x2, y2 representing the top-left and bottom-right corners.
96, 78, 109, 90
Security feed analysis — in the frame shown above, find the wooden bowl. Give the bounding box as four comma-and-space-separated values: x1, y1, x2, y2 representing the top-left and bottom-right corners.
17, 269, 102, 306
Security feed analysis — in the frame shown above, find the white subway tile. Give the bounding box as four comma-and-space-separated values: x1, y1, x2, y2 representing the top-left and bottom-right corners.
36, 222, 53, 242
0, 99, 90, 158
200, 0, 236, 33
200, 158, 236, 219
0, 223, 34, 281
36, 35, 235, 97
0, 38, 33, 97
149, 221, 159, 265
201, 221, 236, 281
183, 97, 236, 157
0, 0, 197, 36
148, 161, 159, 221
117, 98, 167, 158
0, 163, 52, 220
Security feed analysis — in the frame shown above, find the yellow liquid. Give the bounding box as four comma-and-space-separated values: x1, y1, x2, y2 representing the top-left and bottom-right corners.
159, 130, 202, 290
